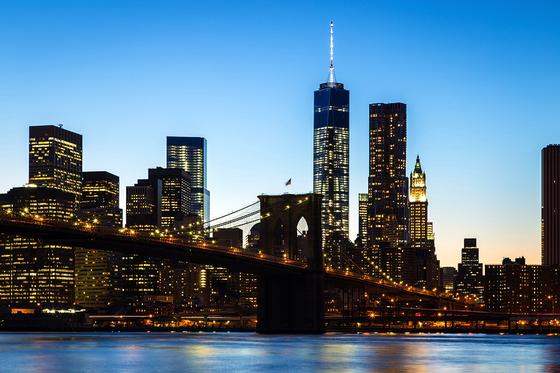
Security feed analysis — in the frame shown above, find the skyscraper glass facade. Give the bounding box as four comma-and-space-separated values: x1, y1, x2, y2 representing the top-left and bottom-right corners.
167, 137, 209, 223
313, 81, 349, 269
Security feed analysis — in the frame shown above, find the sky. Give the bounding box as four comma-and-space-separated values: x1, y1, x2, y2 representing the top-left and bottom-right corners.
0, 1, 558, 266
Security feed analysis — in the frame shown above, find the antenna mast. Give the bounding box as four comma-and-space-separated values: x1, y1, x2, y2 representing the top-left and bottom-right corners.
328, 20, 336, 84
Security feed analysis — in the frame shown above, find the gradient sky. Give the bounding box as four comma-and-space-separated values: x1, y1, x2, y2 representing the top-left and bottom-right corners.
0, 1, 558, 266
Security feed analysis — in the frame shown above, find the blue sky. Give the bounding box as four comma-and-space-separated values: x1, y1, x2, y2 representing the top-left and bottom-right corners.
0, 1, 558, 266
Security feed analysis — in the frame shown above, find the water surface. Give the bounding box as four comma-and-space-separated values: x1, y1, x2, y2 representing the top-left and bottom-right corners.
0, 332, 558, 372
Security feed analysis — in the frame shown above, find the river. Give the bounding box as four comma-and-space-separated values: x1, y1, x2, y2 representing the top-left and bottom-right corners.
0, 332, 558, 372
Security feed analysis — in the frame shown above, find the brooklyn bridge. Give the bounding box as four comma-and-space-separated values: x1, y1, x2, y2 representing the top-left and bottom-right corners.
0, 193, 475, 333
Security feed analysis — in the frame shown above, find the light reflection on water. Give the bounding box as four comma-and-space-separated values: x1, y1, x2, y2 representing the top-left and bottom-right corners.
0, 332, 558, 372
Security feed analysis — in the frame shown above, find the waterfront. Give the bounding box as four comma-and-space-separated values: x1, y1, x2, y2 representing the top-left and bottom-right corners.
0, 333, 558, 372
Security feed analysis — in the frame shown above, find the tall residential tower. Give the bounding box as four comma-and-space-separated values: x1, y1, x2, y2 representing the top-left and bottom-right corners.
367, 103, 408, 280
542, 145, 560, 265
313, 21, 350, 269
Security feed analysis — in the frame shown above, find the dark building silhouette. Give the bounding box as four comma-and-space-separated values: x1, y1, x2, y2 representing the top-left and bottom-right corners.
367, 103, 408, 281
439, 266, 458, 292
542, 145, 560, 265
167, 136, 210, 223
313, 21, 349, 269
454, 238, 484, 303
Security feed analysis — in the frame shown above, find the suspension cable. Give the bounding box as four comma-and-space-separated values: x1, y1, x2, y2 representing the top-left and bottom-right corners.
202, 201, 259, 225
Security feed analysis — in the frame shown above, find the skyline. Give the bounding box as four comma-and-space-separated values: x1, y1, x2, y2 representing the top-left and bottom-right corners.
0, 1, 559, 266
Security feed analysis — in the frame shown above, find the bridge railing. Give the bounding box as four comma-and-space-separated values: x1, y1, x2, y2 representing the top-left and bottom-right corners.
0, 210, 308, 269
325, 267, 464, 302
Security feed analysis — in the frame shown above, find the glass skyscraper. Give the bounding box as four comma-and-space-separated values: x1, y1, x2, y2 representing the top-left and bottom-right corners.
167, 137, 210, 224
313, 21, 349, 269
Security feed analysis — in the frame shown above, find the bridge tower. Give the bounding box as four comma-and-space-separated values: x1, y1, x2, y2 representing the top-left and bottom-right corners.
256, 193, 325, 333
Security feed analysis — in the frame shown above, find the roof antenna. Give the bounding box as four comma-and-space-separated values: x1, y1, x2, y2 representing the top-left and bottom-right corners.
58, 123, 63, 128
328, 20, 336, 84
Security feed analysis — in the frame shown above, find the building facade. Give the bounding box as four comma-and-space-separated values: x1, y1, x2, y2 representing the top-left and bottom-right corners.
123, 167, 194, 315
0, 125, 83, 311
542, 145, 560, 265
404, 156, 439, 289
454, 238, 484, 303
167, 137, 210, 223
367, 103, 408, 281
75, 171, 123, 310
29, 125, 82, 204
485, 257, 546, 313
0, 186, 76, 309
313, 21, 350, 269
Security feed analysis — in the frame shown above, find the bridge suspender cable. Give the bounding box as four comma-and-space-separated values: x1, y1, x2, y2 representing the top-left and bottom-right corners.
206, 210, 260, 231
202, 201, 259, 226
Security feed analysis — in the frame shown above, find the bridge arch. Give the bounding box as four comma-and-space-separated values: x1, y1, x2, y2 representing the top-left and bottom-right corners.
257, 193, 322, 270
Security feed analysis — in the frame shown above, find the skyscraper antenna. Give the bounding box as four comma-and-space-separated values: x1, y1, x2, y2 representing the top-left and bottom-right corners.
328, 20, 336, 84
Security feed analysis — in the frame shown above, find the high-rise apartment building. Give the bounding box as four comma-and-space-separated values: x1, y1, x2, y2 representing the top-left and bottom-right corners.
454, 238, 484, 303
167, 137, 209, 223
313, 21, 349, 269
542, 145, 560, 265
367, 103, 408, 280
485, 257, 547, 313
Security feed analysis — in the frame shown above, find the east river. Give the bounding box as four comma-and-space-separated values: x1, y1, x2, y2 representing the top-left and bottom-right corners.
0, 332, 558, 372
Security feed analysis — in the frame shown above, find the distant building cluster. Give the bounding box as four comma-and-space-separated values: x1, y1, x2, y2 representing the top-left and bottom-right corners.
313, 22, 560, 313
0, 123, 262, 316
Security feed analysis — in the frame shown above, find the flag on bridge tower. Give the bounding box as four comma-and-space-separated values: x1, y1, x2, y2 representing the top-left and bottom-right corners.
285, 178, 292, 186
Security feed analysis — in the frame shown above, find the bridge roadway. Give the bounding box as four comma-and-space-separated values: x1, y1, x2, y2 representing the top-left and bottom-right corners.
0, 215, 458, 302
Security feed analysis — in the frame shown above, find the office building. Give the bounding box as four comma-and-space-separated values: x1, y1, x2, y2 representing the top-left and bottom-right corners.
126, 167, 192, 230
454, 238, 484, 303
75, 171, 122, 310
404, 156, 439, 289
0, 186, 76, 309
367, 102, 408, 281
167, 137, 210, 223
357, 193, 368, 247
123, 167, 193, 314
29, 125, 82, 204
313, 21, 350, 269
439, 266, 458, 293
542, 145, 560, 265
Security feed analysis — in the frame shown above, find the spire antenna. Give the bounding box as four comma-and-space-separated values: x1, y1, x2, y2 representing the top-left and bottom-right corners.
328, 20, 336, 84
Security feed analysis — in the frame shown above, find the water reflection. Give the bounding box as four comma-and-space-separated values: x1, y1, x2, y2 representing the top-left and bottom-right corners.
0, 333, 557, 372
